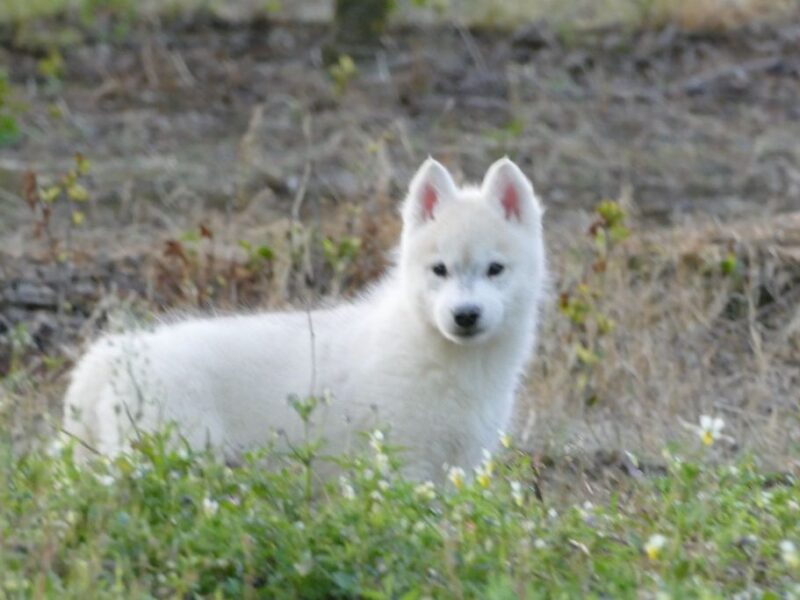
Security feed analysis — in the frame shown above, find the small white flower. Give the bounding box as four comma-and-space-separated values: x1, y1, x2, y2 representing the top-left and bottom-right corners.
547, 508, 558, 520
378, 479, 390, 492
414, 481, 436, 501
510, 481, 524, 507
534, 538, 547, 549
202, 497, 219, 517
448, 466, 466, 490
644, 534, 667, 560
293, 550, 313, 577
370, 490, 383, 503
369, 430, 384, 453
498, 430, 512, 449
375, 452, 390, 475
522, 520, 536, 533
475, 466, 491, 489
481, 448, 495, 476
578, 501, 596, 523
339, 476, 356, 500
699, 415, 725, 446
96, 474, 115, 487
474, 450, 495, 489
413, 520, 427, 533
48, 435, 67, 457
781, 540, 799, 568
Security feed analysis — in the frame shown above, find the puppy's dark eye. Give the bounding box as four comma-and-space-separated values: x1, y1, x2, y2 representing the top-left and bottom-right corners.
431, 263, 448, 277
487, 262, 505, 277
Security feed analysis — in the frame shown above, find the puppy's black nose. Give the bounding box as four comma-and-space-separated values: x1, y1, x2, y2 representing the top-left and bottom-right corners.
453, 306, 481, 329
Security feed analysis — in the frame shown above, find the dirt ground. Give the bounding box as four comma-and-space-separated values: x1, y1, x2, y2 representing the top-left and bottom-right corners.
1, 14, 799, 478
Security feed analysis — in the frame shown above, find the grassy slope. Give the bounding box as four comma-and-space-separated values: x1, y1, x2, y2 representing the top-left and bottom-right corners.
2, 1, 799, 597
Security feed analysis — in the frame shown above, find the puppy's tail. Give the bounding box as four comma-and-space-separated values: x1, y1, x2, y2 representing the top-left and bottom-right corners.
62, 336, 120, 461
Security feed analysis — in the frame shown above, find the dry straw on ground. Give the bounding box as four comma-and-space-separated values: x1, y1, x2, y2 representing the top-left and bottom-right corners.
525, 210, 800, 470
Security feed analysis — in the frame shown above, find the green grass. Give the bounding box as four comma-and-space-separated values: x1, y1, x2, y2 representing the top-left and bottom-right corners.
1, 425, 798, 598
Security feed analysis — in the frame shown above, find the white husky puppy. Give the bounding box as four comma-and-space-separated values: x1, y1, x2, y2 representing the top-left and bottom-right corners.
63, 157, 547, 481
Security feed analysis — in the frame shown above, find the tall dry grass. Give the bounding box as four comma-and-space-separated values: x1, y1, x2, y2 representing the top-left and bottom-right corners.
523, 210, 800, 470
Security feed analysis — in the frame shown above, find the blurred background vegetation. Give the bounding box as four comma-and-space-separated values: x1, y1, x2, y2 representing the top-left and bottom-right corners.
1, 0, 799, 474
1, 0, 797, 30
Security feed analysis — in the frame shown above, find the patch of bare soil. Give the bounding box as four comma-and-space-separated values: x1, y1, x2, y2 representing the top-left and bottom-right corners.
1, 16, 799, 467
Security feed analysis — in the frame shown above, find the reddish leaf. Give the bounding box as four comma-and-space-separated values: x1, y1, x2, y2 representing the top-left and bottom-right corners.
164, 239, 189, 264
22, 170, 39, 211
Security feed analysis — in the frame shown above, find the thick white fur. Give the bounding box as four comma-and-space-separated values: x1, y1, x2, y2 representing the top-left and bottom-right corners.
63, 157, 548, 481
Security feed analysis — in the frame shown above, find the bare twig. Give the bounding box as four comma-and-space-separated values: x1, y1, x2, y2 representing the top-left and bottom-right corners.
170, 50, 196, 87
58, 427, 101, 456
306, 309, 317, 398
455, 24, 487, 73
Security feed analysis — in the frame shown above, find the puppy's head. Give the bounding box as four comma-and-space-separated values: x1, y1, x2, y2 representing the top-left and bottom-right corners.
400, 157, 546, 345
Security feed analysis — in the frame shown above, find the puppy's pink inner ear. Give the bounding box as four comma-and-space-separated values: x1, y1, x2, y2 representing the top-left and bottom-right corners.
422, 184, 438, 220
501, 184, 521, 221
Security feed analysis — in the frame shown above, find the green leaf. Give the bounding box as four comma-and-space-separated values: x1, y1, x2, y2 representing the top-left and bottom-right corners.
596, 199, 626, 228
575, 343, 600, 365
609, 223, 630, 243
256, 245, 274, 260
720, 252, 737, 276
180, 230, 200, 243
0, 113, 20, 146
75, 154, 91, 175
41, 185, 61, 203
67, 183, 89, 202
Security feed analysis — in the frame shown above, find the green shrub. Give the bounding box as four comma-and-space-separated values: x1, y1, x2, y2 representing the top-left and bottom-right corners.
1, 421, 798, 597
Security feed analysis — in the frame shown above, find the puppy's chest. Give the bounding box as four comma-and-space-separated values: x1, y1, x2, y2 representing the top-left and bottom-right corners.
387, 362, 511, 435
324, 342, 518, 431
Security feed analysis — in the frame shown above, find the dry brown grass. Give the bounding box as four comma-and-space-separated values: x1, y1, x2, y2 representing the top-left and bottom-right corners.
2, 0, 796, 31
632, 0, 797, 31
521, 210, 800, 469
424, 0, 799, 31
4, 193, 798, 476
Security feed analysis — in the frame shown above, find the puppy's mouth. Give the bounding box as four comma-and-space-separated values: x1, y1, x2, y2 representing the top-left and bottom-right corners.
454, 328, 483, 338
445, 328, 488, 344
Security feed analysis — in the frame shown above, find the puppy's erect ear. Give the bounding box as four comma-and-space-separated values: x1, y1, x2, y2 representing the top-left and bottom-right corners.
403, 158, 458, 229
481, 158, 542, 228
